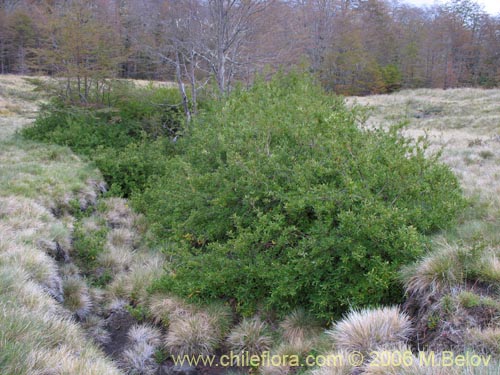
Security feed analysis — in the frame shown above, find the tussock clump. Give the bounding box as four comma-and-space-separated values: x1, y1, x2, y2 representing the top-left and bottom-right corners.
59, 263, 81, 278
121, 343, 157, 375
81, 216, 105, 233
148, 294, 193, 326
121, 344, 157, 375
82, 314, 111, 346
88, 287, 106, 315
227, 317, 273, 357
205, 302, 233, 340
102, 197, 137, 229
401, 242, 464, 302
62, 276, 92, 320
108, 298, 129, 312
128, 324, 162, 347
465, 327, 500, 356
120, 324, 162, 375
310, 351, 356, 375
97, 244, 134, 274
106, 252, 164, 304
476, 250, 500, 284
3, 245, 64, 302
164, 313, 219, 356
107, 227, 138, 249
280, 308, 321, 347
77, 185, 98, 211
260, 341, 316, 375
327, 307, 412, 354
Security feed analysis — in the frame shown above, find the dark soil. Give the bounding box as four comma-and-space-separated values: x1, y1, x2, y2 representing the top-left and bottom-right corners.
102, 307, 138, 358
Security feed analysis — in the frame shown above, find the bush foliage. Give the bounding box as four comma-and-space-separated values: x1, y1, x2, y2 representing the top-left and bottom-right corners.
135, 73, 465, 319
22, 73, 464, 320
22, 82, 181, 196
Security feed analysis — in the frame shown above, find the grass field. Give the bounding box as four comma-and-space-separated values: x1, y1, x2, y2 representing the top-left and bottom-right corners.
349, 88, 500, 202
0, 75, 123, 374
351, 89, 500, 364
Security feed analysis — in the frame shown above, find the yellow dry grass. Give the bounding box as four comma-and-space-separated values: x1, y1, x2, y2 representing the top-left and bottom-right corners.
349, 88, 500, 202
0, 75, 122, 374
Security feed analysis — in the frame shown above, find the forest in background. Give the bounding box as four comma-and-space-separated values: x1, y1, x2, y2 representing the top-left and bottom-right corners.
1, 0, 500, 101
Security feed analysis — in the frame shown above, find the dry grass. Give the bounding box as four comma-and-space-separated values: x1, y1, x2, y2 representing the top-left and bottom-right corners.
82, 314, 112, 346
120, 324, 162, 375
107, 227, 138, 249
327, 307, 412, 354
164, 313, 219, 356
349, 88, 500, 234
62, 276, 93, 320
227, 317, 273, 357
401, 241, 467, 300
0, 75, 122, 374
465, 328, 500, 356
351, 88, 500, 362
310, 351, 356, 375
105, 251, 165, 304
148, 294, 194, 326
0, 75, 44, 116
102, 197, 140, 229
0, 76, 103, 213
280, 308, 322, 348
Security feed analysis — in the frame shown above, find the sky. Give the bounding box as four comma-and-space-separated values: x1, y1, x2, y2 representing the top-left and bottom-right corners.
402, 0, 500, 15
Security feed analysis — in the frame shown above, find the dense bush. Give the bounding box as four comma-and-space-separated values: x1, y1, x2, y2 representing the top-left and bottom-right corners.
94, 139, 176, 197
22, 83, 182, 196
137, 73, 465, 320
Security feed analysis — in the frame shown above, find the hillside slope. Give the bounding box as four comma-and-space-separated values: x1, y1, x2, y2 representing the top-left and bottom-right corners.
0, 76, 124, 374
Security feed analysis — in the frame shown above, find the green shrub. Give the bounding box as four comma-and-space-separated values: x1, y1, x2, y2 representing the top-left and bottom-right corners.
137, 73, 465, 320
72, 221, 108, 273
94, 139, 176, 197
22, 104, 136, 153
21, 82, 184, 152
21, 83, 184, 196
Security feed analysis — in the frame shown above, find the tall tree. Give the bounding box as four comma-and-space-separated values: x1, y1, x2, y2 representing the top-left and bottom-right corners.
35, 0, 124, 103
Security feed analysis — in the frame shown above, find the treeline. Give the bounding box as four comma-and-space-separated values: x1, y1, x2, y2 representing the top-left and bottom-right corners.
1, 0, 499, 96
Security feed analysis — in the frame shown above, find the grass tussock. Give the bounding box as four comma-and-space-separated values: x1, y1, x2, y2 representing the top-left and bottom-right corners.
164, 313, 219, 356
227, 317, 273, 357
62, 276, 93, 320
0, 75, 121, 374
280, 308, 322, 348
464, 328, 500, 356
120, 324, 162, 375
327, 307, 412, 354
148, 294, 194, 326
106, 251, 165, 304
401, 242, 466, 300
102, 197, 140, 230
310, 351, 356, 375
